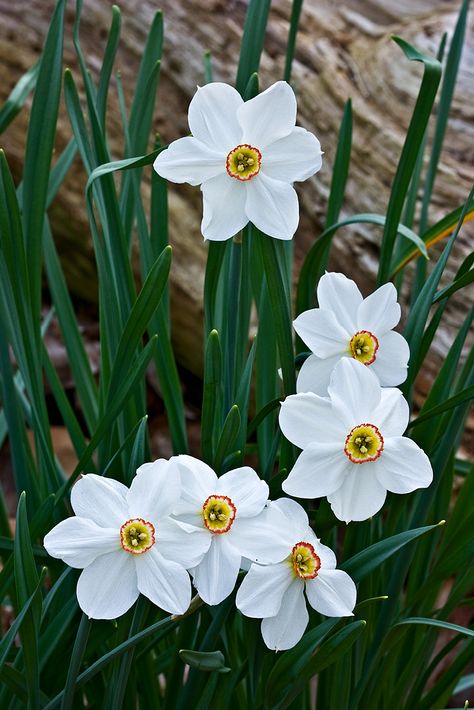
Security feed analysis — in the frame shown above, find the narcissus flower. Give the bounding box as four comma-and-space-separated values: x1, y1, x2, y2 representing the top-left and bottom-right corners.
153, 81, 322, 241
171, 455, 277, 605
236, 498, 356, 651
279, 358, 432, 523
294, 272, 410, 395
44, 463, 209, 619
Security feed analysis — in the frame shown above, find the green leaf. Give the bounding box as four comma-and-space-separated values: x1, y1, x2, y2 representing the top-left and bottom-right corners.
96, 5, 122, 127
43, 222, 98, 433
403, 185, 474, 396
417, 0, 469, 236
22, 0, 66, 319
106, 245, 172, 405
377, 37, 441, 283
0, 568, 46, 672
283, 0, 304, 82
179, 649, 230, 673
14, 493, 42, 708
408, 384, 474, 430
235, 0, 271, 94
56, 335, 159, 501
296, 213, 426, 316
455, 675, 474, 695
201, 330, 223, 466
391, 199, 474, 276
60, 614, 91, 709
277, 621, 367, 710
214, 405, 241, 474
204, 242, 227, 336
247, 398, 281, 438
434, 267, 474, 303
44, 614, 176, 709
341, 521, 444, 582
392, 617, 474, 639
325, 99, 352, 230
0, 61, 39, 134
265, 618, 339, 707
255, 231, 295, 396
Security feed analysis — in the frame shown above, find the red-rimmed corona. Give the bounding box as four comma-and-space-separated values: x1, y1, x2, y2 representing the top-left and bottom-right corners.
120, 518, 155, 554
202, 495, 237, 534
349, 330, 379, 365
344, 423, 384, 464
226, 144, 262, 181
291, 541, 321, 580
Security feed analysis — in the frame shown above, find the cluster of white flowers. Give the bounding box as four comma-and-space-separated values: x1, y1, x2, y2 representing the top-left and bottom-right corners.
44, 81, 434, 653
44, 457, 355, 651
282, 272, 432, 523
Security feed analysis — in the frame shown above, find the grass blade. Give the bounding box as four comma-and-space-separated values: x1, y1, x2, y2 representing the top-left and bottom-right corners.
377, 37, 441, 284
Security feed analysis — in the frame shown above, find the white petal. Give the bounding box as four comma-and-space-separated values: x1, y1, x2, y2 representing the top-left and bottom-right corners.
153, 137, 224, 186
201, 173, 248, 241
371, 331, 410, 387
127, 459, 180, 523
282, 443, 349, 499
293, 308, 350, 358
328, 359, 381, 430
172, 455, 217, 512
279, 392, 345, 449
306, 569, 356, 616
156, 518, 210, 569
327, 469, 387, 523
217, 467, 268, 518
230, 506, 291, 564
246, 173, 298, 240
44, 517, 119, 569
136, 547, 191, 615
191, 536, 241, 606
373, 388, 410, 437
317, 273, 362, 335
375, 437, 433, 493
71, 475, 128, 528
238, 81, 296, 148
314, 540, 337, 571
261, 580, 308, 651
357, 282, 401, 334
271, 498, 311, 537
296, 353, 343, 396
188, 82, 243, 151
76, 550, 138, 619
262, 127, 322, 182
236, 562, 293, 618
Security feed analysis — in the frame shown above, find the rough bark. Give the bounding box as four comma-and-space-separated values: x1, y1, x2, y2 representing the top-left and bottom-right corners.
0, 0, 472, 400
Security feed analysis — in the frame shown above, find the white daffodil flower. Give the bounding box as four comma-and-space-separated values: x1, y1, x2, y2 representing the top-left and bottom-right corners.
236, 498, 356, 651
44, 463, 209, 619
294, 272, 410, 395
171, 455, 278, 606
279, 358, 433, 523
153, 81, 322, 241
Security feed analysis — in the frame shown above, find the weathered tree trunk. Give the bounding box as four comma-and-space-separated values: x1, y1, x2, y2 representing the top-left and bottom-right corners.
0, 0, 472, 396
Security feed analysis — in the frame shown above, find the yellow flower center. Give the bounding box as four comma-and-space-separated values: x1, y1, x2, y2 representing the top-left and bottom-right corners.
344, 423, 384, 464
202, 495, 236, 534
226, 144, 261, 181
120, 518, 155, 554
349, 330, 379, 365
291, 542, 321, 580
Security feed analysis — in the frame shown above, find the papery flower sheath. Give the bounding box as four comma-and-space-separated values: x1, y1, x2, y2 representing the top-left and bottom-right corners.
279, 358, 433, 523
294, 272, 410, 395
171, 455, 279, 606
44, 463, 209, 619
236, 498, 356, 651
153, 81, 322, 241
